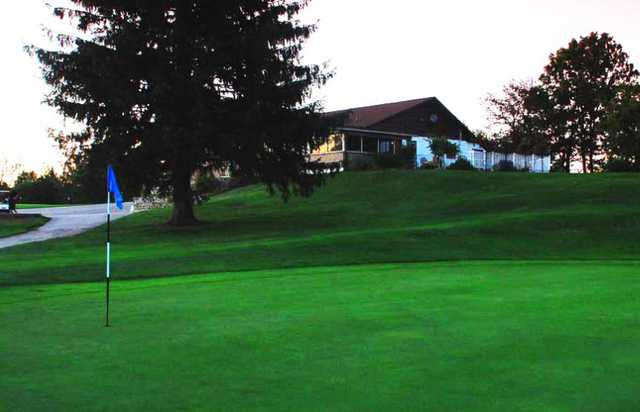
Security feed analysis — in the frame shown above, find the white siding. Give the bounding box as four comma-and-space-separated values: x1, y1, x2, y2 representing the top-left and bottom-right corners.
414, 137, 485, 168
413, 136, 551, 173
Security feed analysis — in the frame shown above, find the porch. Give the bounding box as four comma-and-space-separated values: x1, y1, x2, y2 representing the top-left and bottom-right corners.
311, 130, 413, 169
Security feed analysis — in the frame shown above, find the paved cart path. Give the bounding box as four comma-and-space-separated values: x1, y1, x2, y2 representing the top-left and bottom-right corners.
0, 203, 134, 249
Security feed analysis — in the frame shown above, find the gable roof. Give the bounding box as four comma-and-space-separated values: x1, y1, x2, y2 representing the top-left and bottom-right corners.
325, 98, 434, 129
325, 97, 475, 141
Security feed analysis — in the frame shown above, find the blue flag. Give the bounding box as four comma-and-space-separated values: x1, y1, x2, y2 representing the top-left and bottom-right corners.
107, 166, 124, 210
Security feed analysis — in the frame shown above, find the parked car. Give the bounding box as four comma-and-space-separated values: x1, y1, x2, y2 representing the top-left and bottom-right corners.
0, 191, 9, 213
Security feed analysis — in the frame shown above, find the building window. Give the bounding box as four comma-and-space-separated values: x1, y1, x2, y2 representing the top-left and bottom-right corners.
345, 135, 362, 152
379, 139, 394, 154
363, 137, 378, 153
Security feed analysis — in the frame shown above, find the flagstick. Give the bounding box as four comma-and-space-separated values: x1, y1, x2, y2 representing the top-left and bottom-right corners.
106, 189, 111, 328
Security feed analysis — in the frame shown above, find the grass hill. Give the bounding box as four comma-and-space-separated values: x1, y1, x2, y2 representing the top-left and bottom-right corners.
1, 170, 640, 286
3, 171, 640, 411
0, 215, 48, 239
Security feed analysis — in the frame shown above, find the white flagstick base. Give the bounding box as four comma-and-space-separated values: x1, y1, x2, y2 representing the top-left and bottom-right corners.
106, 188, 111, 327
106, 242, 111, 279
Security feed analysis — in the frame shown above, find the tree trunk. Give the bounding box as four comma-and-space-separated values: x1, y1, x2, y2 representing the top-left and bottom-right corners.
560, 153, 568, 172
168, 166, 197, 226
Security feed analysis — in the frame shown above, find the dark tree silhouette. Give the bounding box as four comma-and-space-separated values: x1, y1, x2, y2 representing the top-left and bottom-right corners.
484, 81, 552, 161
603, 85, 640, 170
485, 33, 638, 172
33, 0, 332, 225
540, 32, 638, 173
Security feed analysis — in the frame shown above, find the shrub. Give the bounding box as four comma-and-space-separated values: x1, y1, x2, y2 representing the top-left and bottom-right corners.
493, 160, 531, 172
194, 172, 224, 194
374, 154, 406, 169
494, 160, 517, 172
348, 161, 374, 171
344, 155, 374, 171
550, 158, 568, 173
374, 146, 415, 170
604, 159, 638, 172
429, 138, 460, 168
447, 158, 476, 171
13, 169, 67, 204
419, 160, 439, 170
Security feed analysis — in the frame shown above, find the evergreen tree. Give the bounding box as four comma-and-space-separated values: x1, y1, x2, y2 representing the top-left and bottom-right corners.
33, 0, 331, 225
14, 171, 38, 187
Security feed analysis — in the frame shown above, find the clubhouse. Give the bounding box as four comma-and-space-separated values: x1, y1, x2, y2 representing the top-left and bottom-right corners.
311, 97, 551, 173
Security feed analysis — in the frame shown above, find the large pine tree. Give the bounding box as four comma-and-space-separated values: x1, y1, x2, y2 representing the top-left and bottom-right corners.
34, 0, 331, 225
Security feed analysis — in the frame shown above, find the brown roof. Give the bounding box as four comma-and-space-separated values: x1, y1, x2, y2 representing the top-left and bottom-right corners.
324, 97, 475, 141
326, 98, 435, 129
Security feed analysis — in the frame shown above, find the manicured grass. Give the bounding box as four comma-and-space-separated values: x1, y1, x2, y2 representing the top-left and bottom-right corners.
17, 204, 66, 209
1, 171, 640, 286
2, 261, 639, 411
3, 172, 640, 410
0, 215, 49, 238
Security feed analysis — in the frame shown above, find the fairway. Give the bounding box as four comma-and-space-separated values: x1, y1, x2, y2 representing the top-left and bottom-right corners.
2, 171, 640, 286
2, 261, 639, 411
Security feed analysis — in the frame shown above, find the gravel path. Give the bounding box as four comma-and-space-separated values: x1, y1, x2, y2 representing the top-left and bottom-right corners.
0, 203, 134, 250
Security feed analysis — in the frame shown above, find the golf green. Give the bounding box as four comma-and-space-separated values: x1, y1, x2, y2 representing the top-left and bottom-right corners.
2, 261, 639, 411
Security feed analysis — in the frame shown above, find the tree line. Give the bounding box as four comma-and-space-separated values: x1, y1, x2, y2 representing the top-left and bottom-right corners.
2, 167, 114, 205
484, 32, 640, 173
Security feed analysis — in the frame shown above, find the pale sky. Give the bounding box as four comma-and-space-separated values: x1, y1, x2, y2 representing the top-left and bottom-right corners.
1, 0, 640, 181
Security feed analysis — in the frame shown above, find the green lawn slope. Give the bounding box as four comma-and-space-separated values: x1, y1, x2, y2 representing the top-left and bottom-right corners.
1, 170, 640, 286
17, 204, 66, 209
0, 215, 48, 239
